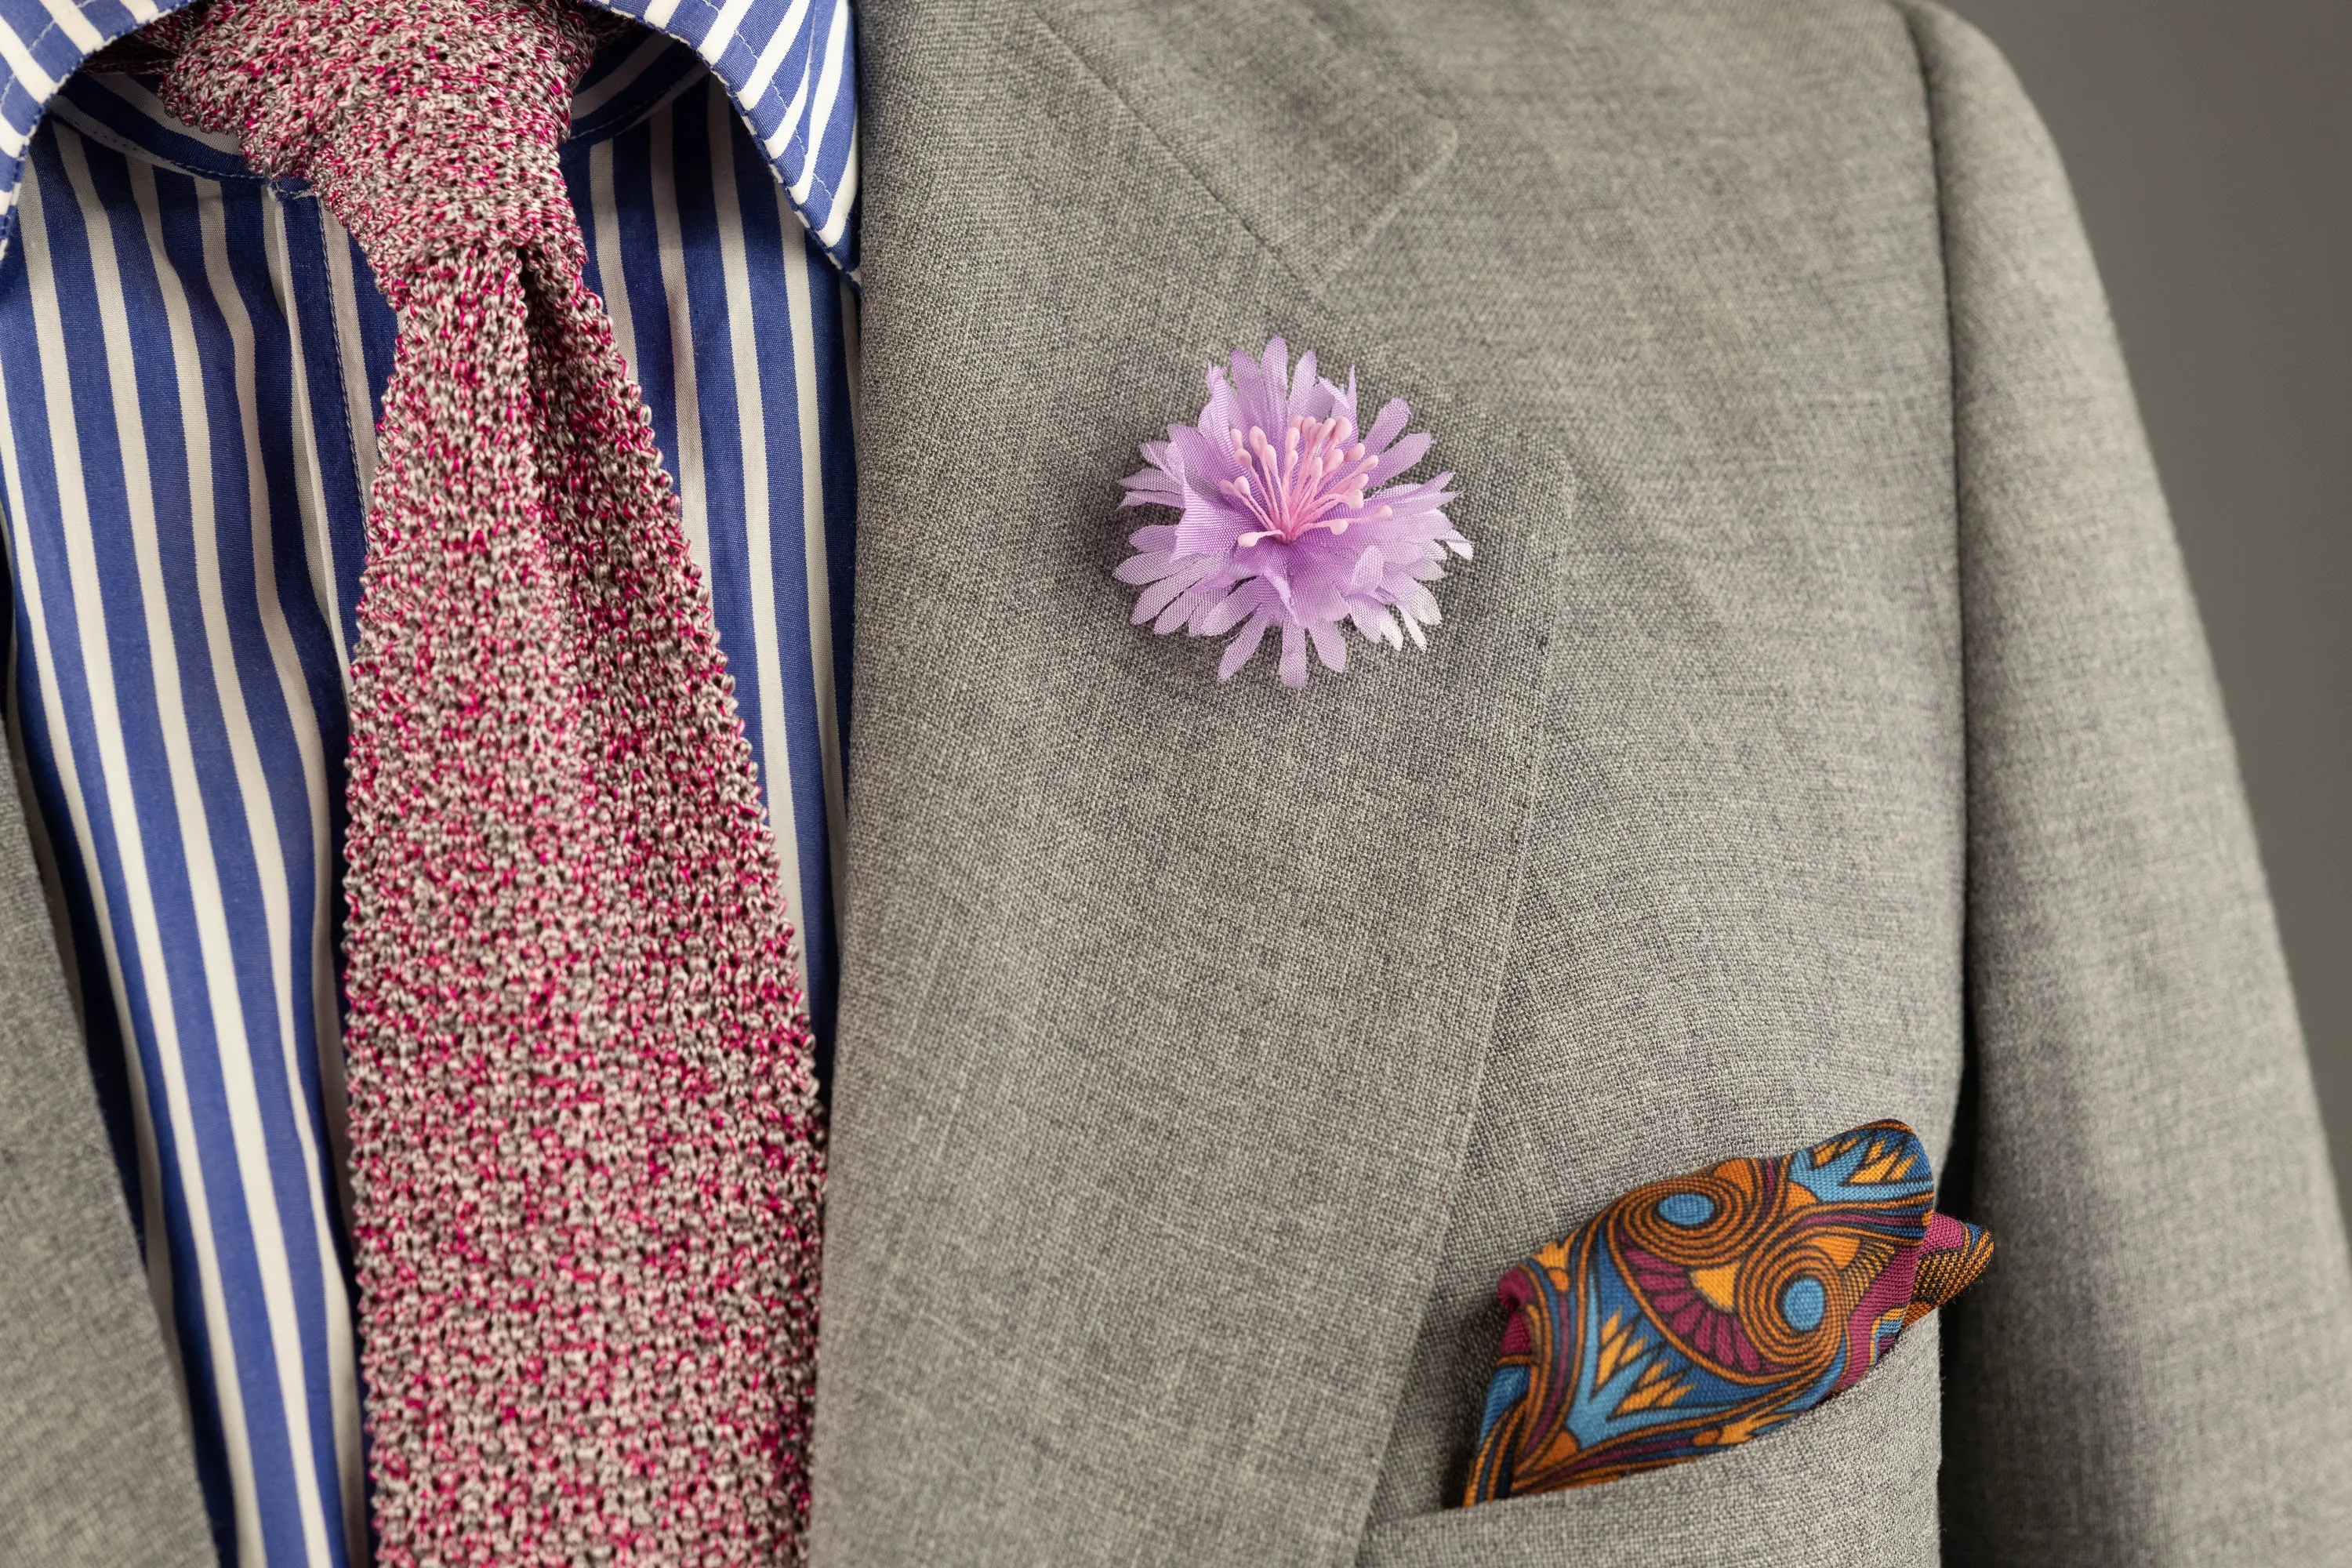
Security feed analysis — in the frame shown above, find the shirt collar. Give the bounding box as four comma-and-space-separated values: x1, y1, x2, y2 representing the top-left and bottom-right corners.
0, 0, 858, 270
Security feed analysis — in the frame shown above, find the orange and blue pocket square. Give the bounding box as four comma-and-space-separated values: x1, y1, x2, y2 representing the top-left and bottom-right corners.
1464, 1120, 1993, 1503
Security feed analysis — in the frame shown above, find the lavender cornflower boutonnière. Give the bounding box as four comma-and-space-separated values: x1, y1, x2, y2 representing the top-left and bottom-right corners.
1115, 338, 1470, 687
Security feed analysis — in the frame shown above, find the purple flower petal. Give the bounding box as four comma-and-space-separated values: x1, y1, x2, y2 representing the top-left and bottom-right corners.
1261, 337, 1292, 416
1113, 550, 1179, 586
1193, 583, 1256, 637
1279, 624, 1309, 688
1350, 601, 1404, 649
1172, 502, 1243, 559
1167, 424, 1231, 487
1366, 430, 1432, 487
1308, 620, 1347, 673
1218, 608, 1274, 681
1201, 373, 1242, 442
1132, 556, 1218, 622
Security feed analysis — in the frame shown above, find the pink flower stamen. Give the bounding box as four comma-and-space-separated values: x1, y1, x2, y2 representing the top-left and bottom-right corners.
1220, 414, 1380, 546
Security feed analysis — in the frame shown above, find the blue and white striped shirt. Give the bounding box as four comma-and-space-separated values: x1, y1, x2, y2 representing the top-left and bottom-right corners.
0, 2, 858, 1562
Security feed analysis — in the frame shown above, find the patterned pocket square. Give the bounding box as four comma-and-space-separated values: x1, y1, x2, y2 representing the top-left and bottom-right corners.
1465, 1120, 1992, 1503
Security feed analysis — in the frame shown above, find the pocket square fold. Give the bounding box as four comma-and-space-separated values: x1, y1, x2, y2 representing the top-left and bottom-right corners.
1464, 1120, 1992, 1504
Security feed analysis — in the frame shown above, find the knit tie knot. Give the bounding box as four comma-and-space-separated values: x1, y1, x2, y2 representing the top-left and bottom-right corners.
162, 0, 608, 296
151, 4, 827, 1563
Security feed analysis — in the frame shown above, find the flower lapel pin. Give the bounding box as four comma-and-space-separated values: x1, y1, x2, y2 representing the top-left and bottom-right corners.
1116, 338, 1469, 687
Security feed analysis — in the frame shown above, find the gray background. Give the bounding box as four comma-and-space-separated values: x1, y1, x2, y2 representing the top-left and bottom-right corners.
1944, 0, 2352, 1210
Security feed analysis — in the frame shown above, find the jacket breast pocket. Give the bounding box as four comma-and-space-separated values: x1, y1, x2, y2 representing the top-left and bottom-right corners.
1356, 1315, 1944, 1568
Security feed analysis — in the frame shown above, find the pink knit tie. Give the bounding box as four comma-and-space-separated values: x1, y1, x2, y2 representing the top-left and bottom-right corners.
159, 3, 826, 1561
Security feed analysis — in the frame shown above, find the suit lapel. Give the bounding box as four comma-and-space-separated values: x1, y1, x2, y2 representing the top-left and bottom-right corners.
811, 2, 1570, 1559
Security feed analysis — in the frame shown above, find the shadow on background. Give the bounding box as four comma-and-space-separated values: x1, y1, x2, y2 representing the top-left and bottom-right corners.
1944, 0, 2352, 1210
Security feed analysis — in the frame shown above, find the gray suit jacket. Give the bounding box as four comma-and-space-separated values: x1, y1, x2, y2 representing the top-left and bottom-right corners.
7, 1, 2350, 1563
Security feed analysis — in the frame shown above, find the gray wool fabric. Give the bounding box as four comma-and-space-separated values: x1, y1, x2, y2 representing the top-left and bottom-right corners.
0, 726, 215, 1566
1912, 3, 2352, 1556
7, 0, 2352, 1563
816, 0, 2352, 1562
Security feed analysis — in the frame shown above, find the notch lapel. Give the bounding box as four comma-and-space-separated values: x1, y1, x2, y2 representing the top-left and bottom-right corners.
811, 2, 1570, 1561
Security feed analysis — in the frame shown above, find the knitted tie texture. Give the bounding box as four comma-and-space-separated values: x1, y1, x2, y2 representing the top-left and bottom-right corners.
160, 4, 825, 1562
